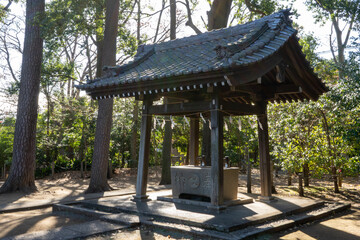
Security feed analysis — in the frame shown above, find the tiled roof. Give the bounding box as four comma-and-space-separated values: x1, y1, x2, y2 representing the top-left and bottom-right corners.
77, 10, 320, 99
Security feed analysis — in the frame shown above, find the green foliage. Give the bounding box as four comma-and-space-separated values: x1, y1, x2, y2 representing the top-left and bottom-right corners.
1, 0, 360, 182
232, 0, 295, 24
0, 117, 15, 167
305, 0, 360, 26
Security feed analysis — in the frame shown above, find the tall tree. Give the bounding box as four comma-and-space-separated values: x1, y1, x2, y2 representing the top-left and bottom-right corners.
0, 0, 45, 193
306, 0, 360, 77
207, 0, 233, 30
156, 0, 177, 185
159, 0, 176, 186
86, 0, 119, 193
130, 0, 141, 168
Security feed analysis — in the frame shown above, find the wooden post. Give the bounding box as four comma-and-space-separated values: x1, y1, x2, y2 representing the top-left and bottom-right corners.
246, 147, 252, 193
202, 118, 211, 166
189, 117, 199, 165
210, 92, 224, 206
257, 102, 273, 200
133, 99, 153, 201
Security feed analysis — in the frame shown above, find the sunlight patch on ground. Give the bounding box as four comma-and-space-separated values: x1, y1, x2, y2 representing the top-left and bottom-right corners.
279, 230, 317, 240
320, 216, 360, 237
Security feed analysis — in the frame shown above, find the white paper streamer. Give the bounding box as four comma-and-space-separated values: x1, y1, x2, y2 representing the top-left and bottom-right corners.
200, 113, 206, 124
170, 115, 175, 128
153, 116, 157, 129
184, 116, 190, 126
258, 121, 263, 130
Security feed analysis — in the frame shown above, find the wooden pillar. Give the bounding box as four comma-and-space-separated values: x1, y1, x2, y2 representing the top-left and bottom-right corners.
257, 101, 272, 200
201, 118, 211, 166
210, 92, 224, 206
189, 117, 199, 165
133, 99, 153, 201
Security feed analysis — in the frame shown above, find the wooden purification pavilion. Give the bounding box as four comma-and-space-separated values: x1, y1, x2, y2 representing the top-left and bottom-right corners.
77, 10, 327, 207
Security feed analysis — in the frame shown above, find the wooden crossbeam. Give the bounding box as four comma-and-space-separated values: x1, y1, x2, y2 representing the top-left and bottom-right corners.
222, 101, 263, 115
148, 101, 211, 115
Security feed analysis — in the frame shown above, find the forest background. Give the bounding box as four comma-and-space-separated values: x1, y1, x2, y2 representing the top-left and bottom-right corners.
0, 0, 359, 193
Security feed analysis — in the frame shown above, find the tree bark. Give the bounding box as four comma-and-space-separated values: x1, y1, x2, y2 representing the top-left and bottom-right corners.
202, 118, 211, 166
199, 1, 232, 168
298, 172, 304, 197
130, 0, 141, 168
130, 101, 139, 168
303, 163, 310, 187
287, 170, 292, 186
159, 1, 176, 185
169, 0, 176, 40
159, 115, 172, 185
86, 0, 119, 193
271, 159, 277, 194
207, 0, 233, 31
0, 0, 44, 194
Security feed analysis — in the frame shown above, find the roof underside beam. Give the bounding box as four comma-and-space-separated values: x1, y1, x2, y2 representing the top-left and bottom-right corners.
229, 51, 283, 86
147, 100, 262, 116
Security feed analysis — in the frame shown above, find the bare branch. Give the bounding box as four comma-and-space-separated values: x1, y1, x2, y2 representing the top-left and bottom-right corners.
120, 0, 137, 27
343, 16, 354, 48
1, 0, 13, 12
184, 0, 202, 35
329, 23, 338, 66
153, 0, 166, 43
244, 0, 265, 17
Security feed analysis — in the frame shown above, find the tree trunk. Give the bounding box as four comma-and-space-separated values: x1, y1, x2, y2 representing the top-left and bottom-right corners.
170, 0, 176, 40
338, 171, 342, 188
0, 0, 44, 194
202, 118, 211, 166
159, 116, 172, 185
303, 163, 310, 187
207, 0, 233, 31
130, 0, 141, 168
298, 173, 304, 197
87, 98, 114, 193
271, 159, 277, 194
159, 1, 176, 184
2, 164, 5, 180
86, 0, 119, 193
198, 1, 232, 166
332, 166, 339, 193
287, 170, 292, 186
130, 101, 139, 168
107, 158, 113, 179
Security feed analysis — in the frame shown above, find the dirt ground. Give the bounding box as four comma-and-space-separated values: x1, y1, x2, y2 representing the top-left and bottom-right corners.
0, 167, 359, 239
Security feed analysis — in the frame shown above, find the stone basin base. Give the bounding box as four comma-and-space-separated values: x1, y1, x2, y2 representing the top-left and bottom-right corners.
171, 166, 239, 202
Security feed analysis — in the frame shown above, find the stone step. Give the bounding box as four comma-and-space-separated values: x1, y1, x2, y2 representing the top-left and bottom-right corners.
2, 220, 127, 240
141, 202, 351, 240
85, 199, 326, 232
230, 202, 351, 240
53, 203, 140, 227
227, 200, 326, 232
53, 203, 110, 218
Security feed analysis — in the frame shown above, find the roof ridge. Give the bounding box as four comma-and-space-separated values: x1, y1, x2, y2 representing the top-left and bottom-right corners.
151, 9, 292, 53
